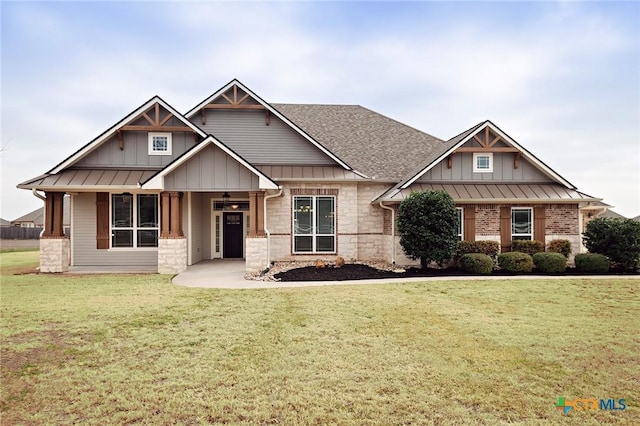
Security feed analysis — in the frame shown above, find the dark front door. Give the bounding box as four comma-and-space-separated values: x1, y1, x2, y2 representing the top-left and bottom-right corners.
223, 213, 243, 258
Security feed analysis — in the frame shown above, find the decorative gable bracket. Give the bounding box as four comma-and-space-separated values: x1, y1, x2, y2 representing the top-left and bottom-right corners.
449, 126, 521, 169
200, 84, 271, 126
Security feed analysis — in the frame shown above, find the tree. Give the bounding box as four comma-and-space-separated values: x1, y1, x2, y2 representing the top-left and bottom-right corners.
397, 190, 458, 268
582, 217, 640, 270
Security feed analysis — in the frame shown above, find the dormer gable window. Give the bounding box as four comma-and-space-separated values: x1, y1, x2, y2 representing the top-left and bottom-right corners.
149, 132, 172, 155
473, 152, 493, 173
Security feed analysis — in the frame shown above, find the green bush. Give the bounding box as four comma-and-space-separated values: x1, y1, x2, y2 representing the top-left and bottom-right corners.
547, 239, 572, 258
457, 240, 500, 260
533, 252, 567, 274
459, 253, 494, 274
574, 253, 610, 273
511, 240, 545, 256
582, 218, 640, 270
498, 252, 533, 273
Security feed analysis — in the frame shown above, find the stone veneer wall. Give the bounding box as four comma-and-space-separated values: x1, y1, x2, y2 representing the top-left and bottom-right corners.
266, 182, 389, 263
40, 238, 70, 273
246, 237, 267, 273
158, 237, 187, 274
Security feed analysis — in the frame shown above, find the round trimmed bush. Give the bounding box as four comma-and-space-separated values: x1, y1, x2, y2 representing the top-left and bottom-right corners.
547, 239, 572, 258
511, 240, 545, 256
498, 251, 533, 273
457, 240, 500, 260
575, 253, 610, 273
459, 253, 494, 274
533, 252, 567, 274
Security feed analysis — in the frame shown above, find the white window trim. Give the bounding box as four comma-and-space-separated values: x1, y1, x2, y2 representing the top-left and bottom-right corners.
110, 193, 159, 250
292, 195, 336, 254
511, 207, 533, 241
473, 152, 493, 173
148, 132, 172, 155
456, 207, 463, 241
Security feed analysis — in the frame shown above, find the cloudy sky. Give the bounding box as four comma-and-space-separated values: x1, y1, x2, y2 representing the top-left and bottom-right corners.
1, 1, 639, 220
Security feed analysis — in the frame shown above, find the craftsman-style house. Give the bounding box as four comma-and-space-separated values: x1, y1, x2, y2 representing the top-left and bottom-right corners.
18, 79, 604, 273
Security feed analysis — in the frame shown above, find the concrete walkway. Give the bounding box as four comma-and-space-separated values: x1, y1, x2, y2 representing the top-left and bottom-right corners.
171, 260, 640, 289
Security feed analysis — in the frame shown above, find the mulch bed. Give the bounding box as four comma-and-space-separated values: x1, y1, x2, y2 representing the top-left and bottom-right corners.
273, 264, 639, 282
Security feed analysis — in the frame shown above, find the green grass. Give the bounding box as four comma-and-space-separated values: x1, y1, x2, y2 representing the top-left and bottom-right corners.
1, 251, 638, 425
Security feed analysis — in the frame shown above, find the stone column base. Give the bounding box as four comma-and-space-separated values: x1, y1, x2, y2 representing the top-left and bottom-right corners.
40, 238, 70, 273
158, 237, 187, 274
246, 237, 268, 273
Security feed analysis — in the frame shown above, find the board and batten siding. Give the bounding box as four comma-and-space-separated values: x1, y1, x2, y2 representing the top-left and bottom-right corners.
76, 131, 198, 168
72, 193, 158, 266
194, 110, 335, 166
189, 192, 204, 265
164, 144, 260, 191
417, 153, 552, 182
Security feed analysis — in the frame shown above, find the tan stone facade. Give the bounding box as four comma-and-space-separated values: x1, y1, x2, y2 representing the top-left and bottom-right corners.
158, 237, 187, 274
39, 237, 70, 273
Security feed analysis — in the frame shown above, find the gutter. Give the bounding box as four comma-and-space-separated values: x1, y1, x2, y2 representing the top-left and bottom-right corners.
32, 189, 46, 238
379, 201, 396, 265
264, 188, 283, 269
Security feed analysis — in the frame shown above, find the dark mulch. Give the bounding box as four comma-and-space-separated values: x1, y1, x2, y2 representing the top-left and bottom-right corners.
273, 264, 639, 282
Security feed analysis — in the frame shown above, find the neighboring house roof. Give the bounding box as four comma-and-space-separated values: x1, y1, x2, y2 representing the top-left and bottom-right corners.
10, 196, 71, 227
272, 104, 447, 181
633, 215, 640, 222
600, 210, 627, 219
378, 183, 599, 203
0, 218, 10, 227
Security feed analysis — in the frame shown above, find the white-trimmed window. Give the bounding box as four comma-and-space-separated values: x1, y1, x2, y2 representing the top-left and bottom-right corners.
111, 193, 159, 248
148, 132, 172, 155
473, 152, 493, 173
512, 208, 533, 241
293, 196, 335, 253
456, 207, 463, 241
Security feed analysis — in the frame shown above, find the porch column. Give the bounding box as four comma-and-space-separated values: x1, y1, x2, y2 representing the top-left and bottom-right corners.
40, 191, 69, 272
256, 191, 265, 237
169, 192, 183, 237
248, 191, 258, 237
43, 191, 65, 237
160, 192, 170, 238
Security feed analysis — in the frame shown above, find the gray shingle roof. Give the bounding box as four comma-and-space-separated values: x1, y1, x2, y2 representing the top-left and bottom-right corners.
272, 104, 450, 181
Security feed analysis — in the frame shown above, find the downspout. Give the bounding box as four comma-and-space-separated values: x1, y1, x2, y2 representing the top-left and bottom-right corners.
379, 201, 396, 265
264, 188, 283, 270
32, 189, 46, 238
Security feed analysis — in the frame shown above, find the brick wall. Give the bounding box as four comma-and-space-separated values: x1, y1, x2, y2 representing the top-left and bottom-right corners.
474, 204, 500, 235
545, 204, 579, 234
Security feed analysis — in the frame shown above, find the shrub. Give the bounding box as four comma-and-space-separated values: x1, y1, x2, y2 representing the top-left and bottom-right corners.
547, 239, 572, 258
532, 252, 567, 274
582, 218, 640, 270
511, 240, 545, 256
398, 190, 459, 268
459, 253, 494, 274
457, 240, 500, 260
574, 253, 610, 273
498, 252, 533, 273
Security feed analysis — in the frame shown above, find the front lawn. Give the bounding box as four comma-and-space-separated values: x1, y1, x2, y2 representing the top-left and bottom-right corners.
1, 251, 638, 424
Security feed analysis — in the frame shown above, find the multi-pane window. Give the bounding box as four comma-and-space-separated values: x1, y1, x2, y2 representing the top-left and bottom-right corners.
456, 207, 463, 241
293, 196, 335, 253
473, 153, 493, 172
111, 194, 159, 248
512, 208, 533, 241
148, 132, 172, 155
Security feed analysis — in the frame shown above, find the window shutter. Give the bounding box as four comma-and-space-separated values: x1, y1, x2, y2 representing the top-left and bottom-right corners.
534, 206, 546, 244
500, 206, 511, 252
96, 192, 109, 249
463, 206, 475, 241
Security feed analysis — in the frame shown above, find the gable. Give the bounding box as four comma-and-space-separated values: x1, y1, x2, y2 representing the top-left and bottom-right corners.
186, 80, 351, 169
49, 98, 205, 174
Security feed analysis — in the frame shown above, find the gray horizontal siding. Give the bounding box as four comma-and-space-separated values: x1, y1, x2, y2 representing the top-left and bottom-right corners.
194, 110, 334, 165
417, 153, 552, 182
72, 193, 157, 266
77, 132, 197, 168
164, 144, 260, 191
